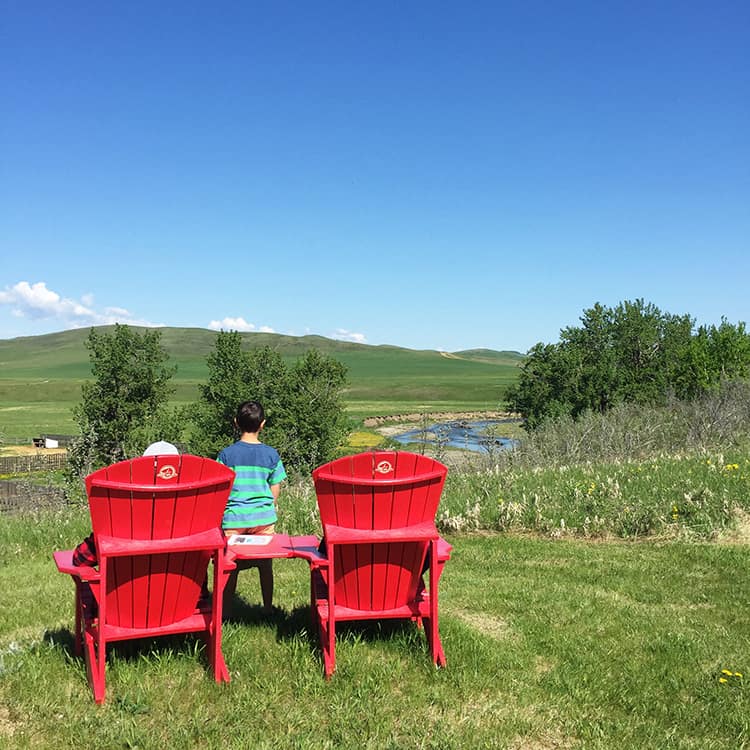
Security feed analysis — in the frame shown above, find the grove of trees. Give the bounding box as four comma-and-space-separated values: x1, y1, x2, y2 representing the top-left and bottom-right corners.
191, 330, 349, 471
68, 326, 350, 480
506, 299, 750, 427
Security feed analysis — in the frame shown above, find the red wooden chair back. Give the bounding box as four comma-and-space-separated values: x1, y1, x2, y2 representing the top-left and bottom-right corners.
86, 454, 234, 629
312, 451, 447, 611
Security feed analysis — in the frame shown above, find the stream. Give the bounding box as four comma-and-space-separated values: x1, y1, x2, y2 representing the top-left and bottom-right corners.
391, 419, 518, 453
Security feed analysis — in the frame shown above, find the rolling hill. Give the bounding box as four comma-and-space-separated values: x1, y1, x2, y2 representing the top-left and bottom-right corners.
0, 327, 524, 436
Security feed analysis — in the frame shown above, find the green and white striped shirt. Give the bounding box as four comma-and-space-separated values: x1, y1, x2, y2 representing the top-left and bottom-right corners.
217, 441, 286, 529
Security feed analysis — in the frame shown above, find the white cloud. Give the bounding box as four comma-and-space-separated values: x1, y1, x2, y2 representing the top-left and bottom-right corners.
0, 281, 158, 329
104, 306, 132, 317
206, 317, 277, 334
332, 328, 367, 344
207, 317, 256, 332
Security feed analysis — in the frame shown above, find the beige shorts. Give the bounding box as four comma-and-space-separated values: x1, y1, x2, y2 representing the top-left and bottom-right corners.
223, 523, 275, 537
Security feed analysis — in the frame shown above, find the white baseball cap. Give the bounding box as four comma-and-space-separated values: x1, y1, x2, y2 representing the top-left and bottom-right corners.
142, 441, 179, 456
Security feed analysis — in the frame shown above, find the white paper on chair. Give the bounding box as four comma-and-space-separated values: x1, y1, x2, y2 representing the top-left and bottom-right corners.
227, 534, 273, 546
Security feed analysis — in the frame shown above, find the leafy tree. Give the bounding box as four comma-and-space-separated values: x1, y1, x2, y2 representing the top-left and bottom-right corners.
190, 331, 350, 472
280, 349, 349, 470
504, 342, 575, 428
68, 325, 176, 477
507, 300, 750, 427
190, 331, 251, 456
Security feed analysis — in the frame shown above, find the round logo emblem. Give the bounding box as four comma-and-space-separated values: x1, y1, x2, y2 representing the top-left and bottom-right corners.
157, 465, 178, 480
375, 460, 393, 475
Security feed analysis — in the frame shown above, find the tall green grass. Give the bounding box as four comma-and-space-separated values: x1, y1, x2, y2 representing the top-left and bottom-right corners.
432, 382, 750, 539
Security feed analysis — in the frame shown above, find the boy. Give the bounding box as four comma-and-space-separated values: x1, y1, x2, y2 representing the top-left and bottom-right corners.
217, 400, 286, 615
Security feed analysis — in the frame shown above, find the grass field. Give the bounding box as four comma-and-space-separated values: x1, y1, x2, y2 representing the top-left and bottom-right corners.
0, 327, 522, 438
3, 379, 750, 746
1, 508, 748, 749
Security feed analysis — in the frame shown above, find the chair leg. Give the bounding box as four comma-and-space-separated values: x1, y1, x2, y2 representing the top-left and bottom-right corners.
422, 616, 447, 667
83, 628, 106, 704
208, 634, 230, 684
425, 540, 446, 668
310, 568, 336, 677
318, 611, 336, 679
209, 553, 230, 684
73, 583, 83, 658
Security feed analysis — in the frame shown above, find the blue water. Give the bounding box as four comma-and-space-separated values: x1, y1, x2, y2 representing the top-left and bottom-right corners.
391, 419, 518, 453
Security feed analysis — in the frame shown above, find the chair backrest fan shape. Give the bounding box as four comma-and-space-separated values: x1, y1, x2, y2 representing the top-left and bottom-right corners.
86, 454, 232, 629
313, 451, 447, 611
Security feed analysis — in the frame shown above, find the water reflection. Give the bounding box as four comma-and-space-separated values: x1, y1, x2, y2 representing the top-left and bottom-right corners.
391, 419, 518, 453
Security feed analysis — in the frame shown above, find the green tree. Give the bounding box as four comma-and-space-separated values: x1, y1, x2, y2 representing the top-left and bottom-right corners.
190, 331, 251, 456
507, 299, 750, 427
190, 331, 350, 472
505, 342, 575, 428
68, 325, 176, 477
280, 349, 349, 470
680, 319, 750, 397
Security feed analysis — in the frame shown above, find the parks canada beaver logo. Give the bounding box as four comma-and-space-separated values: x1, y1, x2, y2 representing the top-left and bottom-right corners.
375, 460, 393, 474
157, 465, 178, 480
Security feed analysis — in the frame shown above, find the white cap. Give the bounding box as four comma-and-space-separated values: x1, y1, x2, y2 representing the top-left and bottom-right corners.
143, 441, 179, 456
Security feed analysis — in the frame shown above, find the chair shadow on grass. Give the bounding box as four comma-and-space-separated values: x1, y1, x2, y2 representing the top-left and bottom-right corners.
47, 597, 430, 677
44, 624, 221, 670
44, 626, 77, 654
226, 596, 428, 668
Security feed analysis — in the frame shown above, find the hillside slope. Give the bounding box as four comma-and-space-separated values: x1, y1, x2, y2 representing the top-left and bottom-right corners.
0, 328, 523, 432
0, 327, 523, 382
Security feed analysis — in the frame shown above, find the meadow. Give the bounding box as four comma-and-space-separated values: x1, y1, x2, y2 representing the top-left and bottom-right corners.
0, 327, 522, 438
2, 331, 750, 747
1, 509, 748, 749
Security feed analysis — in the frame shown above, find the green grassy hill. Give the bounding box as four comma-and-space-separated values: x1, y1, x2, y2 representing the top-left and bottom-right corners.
0, 327, 523, 436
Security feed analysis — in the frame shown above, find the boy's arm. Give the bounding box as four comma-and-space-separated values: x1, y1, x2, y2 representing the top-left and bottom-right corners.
271, 481, 282, 508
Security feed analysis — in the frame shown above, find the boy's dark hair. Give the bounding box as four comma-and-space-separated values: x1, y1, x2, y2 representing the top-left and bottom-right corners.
236, 400, 265, 433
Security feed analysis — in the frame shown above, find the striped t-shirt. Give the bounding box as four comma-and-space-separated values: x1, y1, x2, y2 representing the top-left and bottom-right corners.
217, 441, 287, 529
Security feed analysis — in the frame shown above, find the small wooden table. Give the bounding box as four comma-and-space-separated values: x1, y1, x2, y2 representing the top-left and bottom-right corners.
226, 533, 322, 564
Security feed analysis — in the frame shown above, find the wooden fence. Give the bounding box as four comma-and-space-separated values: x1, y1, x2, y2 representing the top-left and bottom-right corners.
0, 453, 69, 474
0, 480, 66, 514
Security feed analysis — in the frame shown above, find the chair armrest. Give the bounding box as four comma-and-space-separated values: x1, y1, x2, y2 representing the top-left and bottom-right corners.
436, 536, 453, 562
288, 535, 327, 566
222, 549, 239, 570
324, 521, 440, 545
53, 550, 101, 581
97, 527, 225, 556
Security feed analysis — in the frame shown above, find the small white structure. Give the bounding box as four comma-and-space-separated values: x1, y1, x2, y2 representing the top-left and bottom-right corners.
44, 438, 59, 449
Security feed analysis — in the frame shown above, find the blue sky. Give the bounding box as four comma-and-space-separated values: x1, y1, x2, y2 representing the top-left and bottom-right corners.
1, 2, 748, 353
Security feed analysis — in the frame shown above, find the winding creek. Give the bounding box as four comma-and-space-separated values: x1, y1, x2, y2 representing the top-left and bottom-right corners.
390, 419, 518, 453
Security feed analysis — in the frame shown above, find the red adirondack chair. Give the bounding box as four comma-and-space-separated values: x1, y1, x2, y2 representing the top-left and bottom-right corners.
308, 451, 452, 677
53, 454, 235, 703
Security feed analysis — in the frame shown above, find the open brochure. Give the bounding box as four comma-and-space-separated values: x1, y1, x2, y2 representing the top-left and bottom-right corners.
227, 534, 273, 546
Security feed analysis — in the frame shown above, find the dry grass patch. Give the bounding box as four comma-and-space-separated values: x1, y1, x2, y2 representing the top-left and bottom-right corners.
450, 607, 519, 642
0, 705, 18, 740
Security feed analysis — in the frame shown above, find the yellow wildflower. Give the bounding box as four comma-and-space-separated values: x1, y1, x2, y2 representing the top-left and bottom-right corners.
719, 677, 728, 684
722, 669, 733, 675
